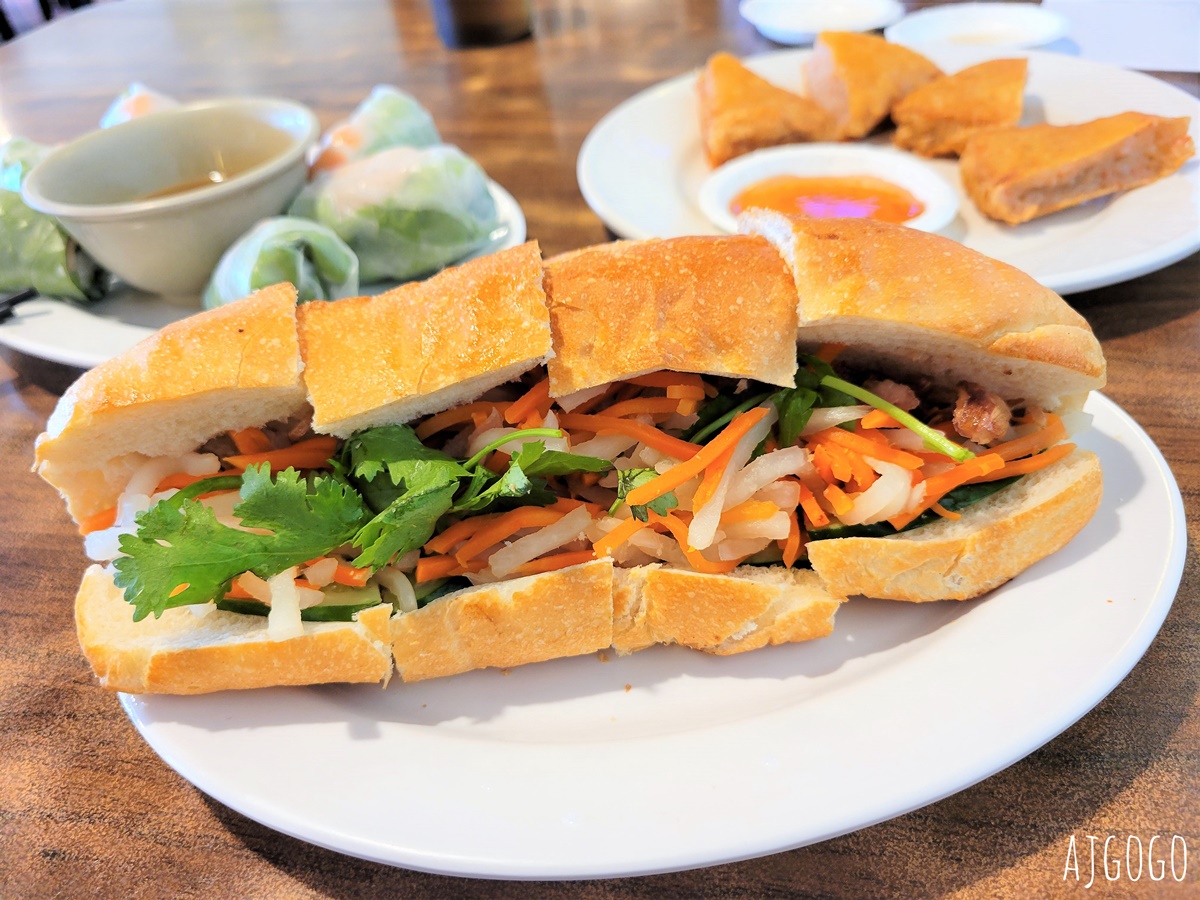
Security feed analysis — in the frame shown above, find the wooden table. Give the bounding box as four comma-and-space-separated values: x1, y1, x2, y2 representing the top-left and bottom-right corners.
2, 1, 1197, 895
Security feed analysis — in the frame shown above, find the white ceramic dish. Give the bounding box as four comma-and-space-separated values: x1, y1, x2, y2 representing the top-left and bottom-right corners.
698, 143, 959, 234
0, 181, 525, 369
885, 2, 1069, 50
118, 393, 1184, 878
739, 0, 904, 45
21, 98, 319, 296
577, 47, 1200, 295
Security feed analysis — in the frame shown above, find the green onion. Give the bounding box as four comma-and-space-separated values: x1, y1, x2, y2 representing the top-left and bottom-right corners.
462, 428, 564, 470
818, 375, 974, 463
165, 475, 244, 508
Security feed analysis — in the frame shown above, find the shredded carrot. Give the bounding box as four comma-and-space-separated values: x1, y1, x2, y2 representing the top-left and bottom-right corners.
520, 409, 545, 428
665, 384, 706, 401
823, 484, 854, 517
627, 372, 708, 393
815, 343, 847, 363
229, 427, 273, 455
970, 442, 1076, 482
504, 376, 551, 425
153, 472, 210, 493
601, 397, 683, 419
512, 550, 598, 577
798, 483, 830, 529
565, 384, 618, 415
424, 515, 498, 555
720, 500, 780, 525
821, 443, 855, 483
625, 407, 771, 508
888, 452, 1006, 530
990, 414, 1067, 462
455, 506, 568, 565
808, 427, 925, 470
224, 581, 256, 600
781, 513, 804, 567
931, 502, 961, 520
651, 513, 743, 574
592, 516, 649, 558
810, 444, 837, 484
223, 436, 338, 471
415, 555, 484, 583
558, 413, 701, 461
415, 402, 510, 440
332, 563, 372, 588
691, 444, 735, 510
483, 451, 511, 475
168, 583, 190, 598
578, 472, 603, 487
78, 506, 118, 536
860, 409, 903, 429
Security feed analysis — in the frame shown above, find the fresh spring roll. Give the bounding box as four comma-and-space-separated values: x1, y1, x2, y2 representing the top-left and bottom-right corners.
309, 85, 440, 174
203, 216, 360, 309
0, 138, 109, 302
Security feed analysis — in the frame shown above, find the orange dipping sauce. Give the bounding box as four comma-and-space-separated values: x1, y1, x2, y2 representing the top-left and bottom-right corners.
730, 174, 925, 224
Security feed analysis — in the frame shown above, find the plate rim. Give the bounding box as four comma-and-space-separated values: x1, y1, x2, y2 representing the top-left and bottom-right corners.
884, 1, 1071, 50
118, 392, 1186, 878
576, 47, 1200, 295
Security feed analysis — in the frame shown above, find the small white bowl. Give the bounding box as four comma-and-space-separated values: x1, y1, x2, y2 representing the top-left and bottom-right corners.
885, 2, 1069, 50
698, 144, 960, 235
739, 0, 904, 45
21, 97, 318, 297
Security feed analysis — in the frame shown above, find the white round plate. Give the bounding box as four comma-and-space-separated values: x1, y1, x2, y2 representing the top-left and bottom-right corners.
885, 2, 1069, 50
120, 393, 1183, 878
577, 47, 1200, 295
739, 0, 904, 45
0, 180, 526, 369
698, 143, 959, 234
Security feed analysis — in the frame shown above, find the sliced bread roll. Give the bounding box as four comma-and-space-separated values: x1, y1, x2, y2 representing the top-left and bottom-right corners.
739, 211, 1106, 414
808, 448, 1102, 602
76, 565, 393, 694
297, 241, 551, 437
544, 235, 800, 395
613, 565, 843, 656
35, 283, 305, 521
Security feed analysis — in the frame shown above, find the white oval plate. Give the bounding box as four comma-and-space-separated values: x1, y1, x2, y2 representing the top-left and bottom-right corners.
120, 392, 1184, 878
576, 47, 1200, 295
698, 143, 959, 234
0, 180, 526, 369
739, 0, 904, 45
885, 2, 1069, 50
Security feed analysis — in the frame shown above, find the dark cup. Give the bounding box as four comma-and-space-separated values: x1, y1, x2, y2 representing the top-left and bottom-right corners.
431, 0, 533, 48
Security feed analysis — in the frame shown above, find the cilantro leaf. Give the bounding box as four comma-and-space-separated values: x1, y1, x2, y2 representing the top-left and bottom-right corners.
616, 467, 678, 522
352, 481, 458, 569
341, 425, 467, 512
509, 441, 611, 478
112, 465, 368, 621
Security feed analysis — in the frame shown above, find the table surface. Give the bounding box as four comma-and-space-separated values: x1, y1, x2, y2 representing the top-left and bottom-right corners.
2, 0, 1197, 895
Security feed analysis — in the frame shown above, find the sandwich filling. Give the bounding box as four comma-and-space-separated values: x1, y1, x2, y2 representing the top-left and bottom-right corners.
82, 347, 1077, 633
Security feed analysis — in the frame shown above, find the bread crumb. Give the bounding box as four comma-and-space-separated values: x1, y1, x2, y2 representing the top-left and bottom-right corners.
501, 668, 511, 675
597, 650, 609, 663
624, 683, 632, 692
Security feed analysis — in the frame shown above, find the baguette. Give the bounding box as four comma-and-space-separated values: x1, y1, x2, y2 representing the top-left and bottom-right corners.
38, 221, 1106, 691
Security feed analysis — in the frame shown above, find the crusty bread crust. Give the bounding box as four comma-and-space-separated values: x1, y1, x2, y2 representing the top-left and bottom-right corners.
297, 242, 552, 437
697, 52, 836, 166
76, 565, 393, 694
893, 58, 1027, 158
544, 236, 799, 395
613, 565, 842, 655
960, 112, 1195, 225
808, 449, 1102, 602
740, 212, 1106, 412
390, 560, 615, 681
803, 31, 942, 140
35, 284, 306, 521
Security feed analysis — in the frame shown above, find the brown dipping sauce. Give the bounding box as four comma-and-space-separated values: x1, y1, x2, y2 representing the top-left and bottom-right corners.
731, 174, 925, 224
137, 171, 228, 200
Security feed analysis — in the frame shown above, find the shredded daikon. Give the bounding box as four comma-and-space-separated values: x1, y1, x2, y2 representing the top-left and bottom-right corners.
374, 566, 418, 613
799, 406, 872, 437
839, 458, 912, 525
267, 567, 303, 640
302, 557, 338, 587
555, 383, 609, 412
688, 406, 778, 550
723, 446, 812, 509
486, 506, 594, 578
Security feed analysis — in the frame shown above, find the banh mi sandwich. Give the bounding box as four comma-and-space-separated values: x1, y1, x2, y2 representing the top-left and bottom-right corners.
35, 220, 1105, 694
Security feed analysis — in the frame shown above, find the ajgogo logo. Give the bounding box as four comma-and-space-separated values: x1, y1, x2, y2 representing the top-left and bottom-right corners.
1064, 834, 1190, 888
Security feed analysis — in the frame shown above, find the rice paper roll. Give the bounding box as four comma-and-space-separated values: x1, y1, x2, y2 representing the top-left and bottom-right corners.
100, 83, 179, 129
0, 138, 108, 302
310, 85, 440, 174
203, 217, 360, 309
295, 144, 501, 283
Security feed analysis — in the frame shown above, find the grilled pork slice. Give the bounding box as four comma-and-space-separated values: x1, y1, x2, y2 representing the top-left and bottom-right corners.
960, 112, 1195, 225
